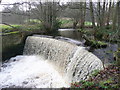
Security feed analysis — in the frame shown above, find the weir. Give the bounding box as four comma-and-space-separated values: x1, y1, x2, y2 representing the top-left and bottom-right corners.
0, 36, 104, 88
23, 36, 103, 84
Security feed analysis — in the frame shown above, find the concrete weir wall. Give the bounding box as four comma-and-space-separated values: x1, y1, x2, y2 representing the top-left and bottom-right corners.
23, 36, 103, 84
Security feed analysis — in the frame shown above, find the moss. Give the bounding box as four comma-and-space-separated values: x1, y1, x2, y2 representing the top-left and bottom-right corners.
2, 31, 20, 35
91, 70, 100, 77
1, 24, 44, 34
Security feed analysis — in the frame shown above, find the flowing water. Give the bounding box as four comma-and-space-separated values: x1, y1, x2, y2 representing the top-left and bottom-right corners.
0, 55, 69, 88
0, 36, 103, 88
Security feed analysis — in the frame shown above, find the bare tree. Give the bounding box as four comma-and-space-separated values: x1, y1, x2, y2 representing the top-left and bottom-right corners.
89, 0, 96, 31
97, 1, 101, 27
112, 2, 119, 30
101, 0, 106, 27
117, 1, 120, 37
106, 0, 112, 27
30, 1, 60, 35
79, 2, 86, 29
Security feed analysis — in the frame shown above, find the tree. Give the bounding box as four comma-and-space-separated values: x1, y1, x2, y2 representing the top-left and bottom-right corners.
31, 1, 60, 35
118, 1, 120, 34
79, 2, 86, 29
62, 2, 81, 29
101, 0, 106, 28
106, 0, 112, 27
97, 1, 101, 27
89, 0, 97, 37
112, 2, 119, 31
117, 1, 120, 42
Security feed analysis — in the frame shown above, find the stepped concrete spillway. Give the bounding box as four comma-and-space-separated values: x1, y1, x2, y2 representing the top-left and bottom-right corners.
23, 36, 103, 84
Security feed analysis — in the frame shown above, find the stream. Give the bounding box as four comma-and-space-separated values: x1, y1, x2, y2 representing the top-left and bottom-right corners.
0, 29, 118, 88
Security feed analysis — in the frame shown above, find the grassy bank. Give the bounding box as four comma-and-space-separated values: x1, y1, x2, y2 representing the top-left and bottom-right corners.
0, 24, 43, 34
59, 18, 93, 28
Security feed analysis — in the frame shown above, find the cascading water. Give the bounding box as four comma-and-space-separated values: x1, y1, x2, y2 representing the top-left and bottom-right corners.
0, 56, 69, 88
0, 36, 103, 88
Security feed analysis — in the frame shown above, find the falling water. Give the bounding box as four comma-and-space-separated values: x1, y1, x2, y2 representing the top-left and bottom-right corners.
0, 56, 70, 88
0, 36, 103, 88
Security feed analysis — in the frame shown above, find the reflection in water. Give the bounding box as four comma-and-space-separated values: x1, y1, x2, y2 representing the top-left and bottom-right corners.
58, 29, 82, 41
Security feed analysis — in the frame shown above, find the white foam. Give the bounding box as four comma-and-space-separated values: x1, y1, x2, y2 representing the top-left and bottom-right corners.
0, 55, 70, 88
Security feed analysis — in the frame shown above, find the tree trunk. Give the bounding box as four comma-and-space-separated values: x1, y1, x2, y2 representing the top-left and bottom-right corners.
101, 0, 106, 27
89, 0, 97, 37
80, 2, 86, 29
118, 1, 120, 36
73, 20, 78, 29
79, 2, 83, 29
90, 2, 96, 29
2, 23, 16, 29
112, 2, 119, 30
97, 0, 101, 27
106, 0, 112, 27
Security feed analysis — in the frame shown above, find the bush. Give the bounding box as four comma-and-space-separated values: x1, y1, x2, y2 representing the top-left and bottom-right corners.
41, 19, 61, 36
95, 28, 117, 41
78, 29, 95, 38
91, 70, 100, 77
85, 39, 108, 48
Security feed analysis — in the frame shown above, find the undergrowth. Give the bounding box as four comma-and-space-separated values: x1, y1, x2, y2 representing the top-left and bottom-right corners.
71, 63, 119, 89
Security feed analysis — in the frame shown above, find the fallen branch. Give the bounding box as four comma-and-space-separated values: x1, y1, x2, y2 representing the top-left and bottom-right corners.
2, 23, 16, 29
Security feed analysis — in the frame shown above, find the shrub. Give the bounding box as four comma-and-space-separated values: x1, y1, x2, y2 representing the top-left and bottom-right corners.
95, 28, 117, 41
41, 19, 61, 36
85, 39, 107, 48
91, 70, 100, 77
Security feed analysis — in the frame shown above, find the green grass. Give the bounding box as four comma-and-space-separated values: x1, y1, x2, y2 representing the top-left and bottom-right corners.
59, 19, 73, 28
0, 24, 22, 33
24, 19, 41, 24
60, 19, 73, 24
0, 24, 43, 33
59, 19, 93, 28
84, 21, 92, 26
